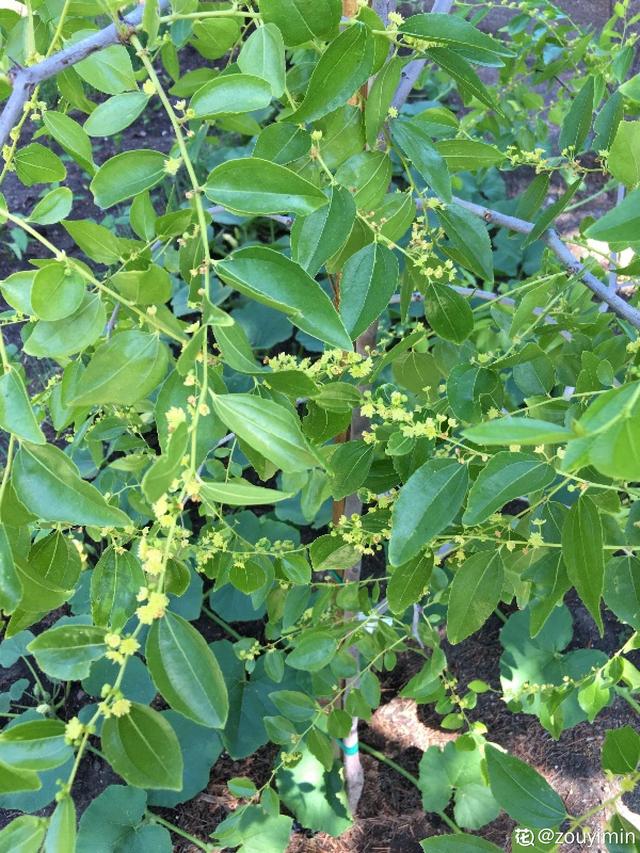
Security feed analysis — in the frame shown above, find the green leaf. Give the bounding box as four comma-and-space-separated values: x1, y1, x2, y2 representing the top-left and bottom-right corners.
44, 795, 76, 853
392, 118, 452, 201
217, 246, 351, 348
14, 143, 66, 186
146, 611, 228, 729
28, 187, 73, 225
584, 187, 640, 246
524, 179, 581, 247
23, 292, 106, 359
389, 459, 468, 566
439, 203, 493, 281
365, 56, 403, 147
424, 283, 474, 343
0, 816, 47, 851
0, 524, 21, 614
91, 547, 145, 632
288, 22, 374, 123
190, 74, 272, 119
76, 785, 171, 853
101, 704, 183, 790
339, 243, 399, 338
28, 625, 106, 680
427, 48, 497, 113
90, 150, 166, 209
42, 110, 95, 175
200, 479, 292, 507
205, 157, 328, 216
485, 745, 566, 828
69, 331, 169, 406
276, 745, 352, 836
258, 0, 341, 45
562, 494, 604, 633
286, 632, 337, 672
335, 151, 392, 210
291, 186, 356, 276
607, 120, 640, 187
31, 263, 85, 321
399, 13, 514, 63
593, 91, 624, 152
210, 394, 320, 473
463, 452, 555, 526
601, 726, 640, 774
254, 122, 311, 165
74, 43, 137, 95
62, 220, 122, 265
13, 442, 130, 528
463, 417, 572, 446
435, 139, 505, 172
0, 367, 45, 444
421, 835, 502, 852
558, 77, 594, 155
84, 92, 149, 137
447, 550, 504, 644
604, 555, 640, 630
238, 24, 286, 97
388, 552, 434, 615
0, 720, 71, 771
329, 440, 374, 500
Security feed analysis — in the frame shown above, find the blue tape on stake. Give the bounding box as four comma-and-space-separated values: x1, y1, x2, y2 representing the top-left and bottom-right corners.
339, 740, 359, 756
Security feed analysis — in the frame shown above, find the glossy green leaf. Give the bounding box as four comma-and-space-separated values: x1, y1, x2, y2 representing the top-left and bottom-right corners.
14, 143, 66, 186
291, 186, 356, 276
259, 0, 341, 45
0, 367, 45, 444
91, 150, 166, 209
335, 151, 392, 210
463, 453, 555, 526
217, 246, 351, 348
84, 92, 149, 137
601, 726, 640, 774
365, 56, 403, 147
13, 442, 130, 528
101, 703, 183, 790
447, 550, 504, 644
0, 720, 70, 771
200, 479, 292, 507
388, 552, 434, 615
464, 417, 572, 446
606, 120, 640, 187
44, 795, 76, 853
91, 547, 146, 632
42, 110, 95, 174
558, 76, 594, 155
29, 187, 73, 225
424, 283, 474, 343
69, 331, 169, 406
439, 203, 493, 281
28, 625, 106, 680
392, 119, 452, 201
238, 24, 285, 97
190, 74, 272, 119
389, 459, 468, 566
435, 139, 505, 172
0, 816, 47, 850
485, 745, 566, 828
329, 440, 374, 501
146, 610, 228, 728
562, 494, 604, 633
210, 393, 320, 473
286, 632, 337, 672
399, 13, 514, 62
339, 242, 398, 338
0, 524, 21, 614
74, 43, 137, 95
23, 291, 105, 359
31, 263, 85, 322
288, 22, 374, 123
205, 157, 328, 216
584, 187, 640, 246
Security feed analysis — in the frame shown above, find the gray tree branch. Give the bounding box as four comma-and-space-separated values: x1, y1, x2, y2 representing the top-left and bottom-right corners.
0, 1, 169, 150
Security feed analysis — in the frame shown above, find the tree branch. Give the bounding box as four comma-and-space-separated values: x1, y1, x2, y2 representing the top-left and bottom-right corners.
0, 1, 170, 149
449, 195, 640, 329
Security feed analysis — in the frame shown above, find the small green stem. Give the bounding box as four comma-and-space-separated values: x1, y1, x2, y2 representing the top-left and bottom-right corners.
147, 812, 214, 851
359, 741, 461, 833
203, 605, 243, 641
